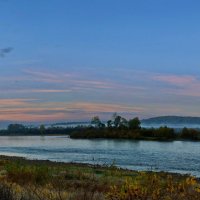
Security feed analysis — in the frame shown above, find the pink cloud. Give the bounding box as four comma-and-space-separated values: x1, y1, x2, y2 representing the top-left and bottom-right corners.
149, 73, 200, 97
2, 69, 200, 121
152, 74, 196, 85
0, 99, 38, 107
30, 89, 71, 93
0, 113, 67, 122
0, 100, 145, 121
66, 102, 144, 113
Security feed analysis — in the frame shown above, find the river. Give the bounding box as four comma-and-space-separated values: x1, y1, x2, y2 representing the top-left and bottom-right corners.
0, 136, 199, 176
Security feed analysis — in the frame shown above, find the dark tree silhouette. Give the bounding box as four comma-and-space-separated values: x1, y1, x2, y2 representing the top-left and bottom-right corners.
128, 117, 141, 130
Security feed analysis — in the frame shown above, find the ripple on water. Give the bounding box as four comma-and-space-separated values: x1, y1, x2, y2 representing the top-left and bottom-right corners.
0, 136, 199, 176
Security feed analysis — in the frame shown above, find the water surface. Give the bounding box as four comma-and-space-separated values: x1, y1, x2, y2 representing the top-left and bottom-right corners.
0, 136, 199, 177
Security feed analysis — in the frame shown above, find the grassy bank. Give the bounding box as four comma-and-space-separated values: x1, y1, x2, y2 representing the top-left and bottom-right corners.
0, 156, 199, 199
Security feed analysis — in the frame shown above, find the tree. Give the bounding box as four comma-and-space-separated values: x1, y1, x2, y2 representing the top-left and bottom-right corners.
113, 115, 122, 128
107, 120, 112, 128
7, 124, 26, 134
119, 117, 128, 128
112, 113, 128, 128
91, 116, 104, 128
128, 117, 141, 130
39, 124, 45, 135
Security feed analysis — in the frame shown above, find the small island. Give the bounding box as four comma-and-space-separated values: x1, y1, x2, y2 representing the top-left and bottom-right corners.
70, 114, 200, 141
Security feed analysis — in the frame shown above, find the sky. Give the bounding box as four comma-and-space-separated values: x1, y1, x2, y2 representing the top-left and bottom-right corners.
1, 0, 200, 122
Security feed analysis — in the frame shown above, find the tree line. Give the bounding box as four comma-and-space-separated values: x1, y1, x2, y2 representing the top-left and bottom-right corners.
0, 113, 200, 141
0, 124, 80, 136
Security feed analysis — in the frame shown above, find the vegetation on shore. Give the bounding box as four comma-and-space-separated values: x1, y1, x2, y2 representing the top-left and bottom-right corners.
0, 156, 199, 200
1, 113, 200, 141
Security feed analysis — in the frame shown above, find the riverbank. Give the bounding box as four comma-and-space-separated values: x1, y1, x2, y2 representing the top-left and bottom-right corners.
0, 155, 200, 200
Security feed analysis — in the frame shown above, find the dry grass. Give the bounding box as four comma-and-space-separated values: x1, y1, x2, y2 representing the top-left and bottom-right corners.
0, 156, 199, 200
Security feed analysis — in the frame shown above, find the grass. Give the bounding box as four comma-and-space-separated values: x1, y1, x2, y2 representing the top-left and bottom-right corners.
0, 156, 199, 199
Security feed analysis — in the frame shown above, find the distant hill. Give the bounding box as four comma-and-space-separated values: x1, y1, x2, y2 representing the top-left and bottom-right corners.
141, 116, 200, 125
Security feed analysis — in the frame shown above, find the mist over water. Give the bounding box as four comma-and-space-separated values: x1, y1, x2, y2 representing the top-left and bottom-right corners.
0, 136, 200, 177
141, 123, 200, 129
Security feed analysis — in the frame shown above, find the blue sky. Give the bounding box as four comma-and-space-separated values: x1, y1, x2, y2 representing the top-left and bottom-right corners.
1, 0, 200, 121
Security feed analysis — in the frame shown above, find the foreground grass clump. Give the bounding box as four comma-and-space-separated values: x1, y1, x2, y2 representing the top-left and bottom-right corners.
0, 156, 199, 200
107, 173, 200, 200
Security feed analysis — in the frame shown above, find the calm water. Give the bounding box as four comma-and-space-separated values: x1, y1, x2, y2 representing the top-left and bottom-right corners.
0, 136, 200, 177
